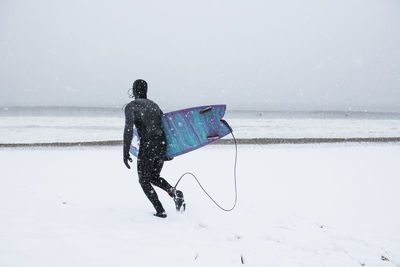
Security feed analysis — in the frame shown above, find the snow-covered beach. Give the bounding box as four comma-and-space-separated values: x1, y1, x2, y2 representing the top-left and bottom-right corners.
1, 144, 399, 266
1, 108, 399, 267
2, 0, 400, 265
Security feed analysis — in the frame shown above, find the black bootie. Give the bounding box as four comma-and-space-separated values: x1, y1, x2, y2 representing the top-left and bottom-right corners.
172, 189, 185, 212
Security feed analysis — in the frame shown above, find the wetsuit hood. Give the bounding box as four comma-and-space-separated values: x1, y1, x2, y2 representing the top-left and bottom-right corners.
132, 79, 147, 99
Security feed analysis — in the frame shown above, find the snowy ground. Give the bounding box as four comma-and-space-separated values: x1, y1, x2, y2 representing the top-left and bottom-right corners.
1, 144, 399, 266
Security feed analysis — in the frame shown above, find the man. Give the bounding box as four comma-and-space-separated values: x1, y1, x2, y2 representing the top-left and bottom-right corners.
123, 79, 185, 218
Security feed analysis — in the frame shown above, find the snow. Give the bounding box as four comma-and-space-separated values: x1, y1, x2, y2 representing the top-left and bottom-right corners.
1, 144, 399, 266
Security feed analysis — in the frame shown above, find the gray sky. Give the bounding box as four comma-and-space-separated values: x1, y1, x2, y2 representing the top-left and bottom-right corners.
1, 0, 399, 111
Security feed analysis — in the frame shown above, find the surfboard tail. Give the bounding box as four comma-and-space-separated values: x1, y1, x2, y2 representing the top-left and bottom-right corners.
220, 119, 233, 133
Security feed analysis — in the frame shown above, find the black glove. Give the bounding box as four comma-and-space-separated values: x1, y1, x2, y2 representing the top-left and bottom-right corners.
123, 154, 133, 169
164, 156, 174, 161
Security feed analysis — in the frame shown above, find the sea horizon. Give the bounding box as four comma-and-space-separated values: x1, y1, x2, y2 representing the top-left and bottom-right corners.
1, 105, 400, 120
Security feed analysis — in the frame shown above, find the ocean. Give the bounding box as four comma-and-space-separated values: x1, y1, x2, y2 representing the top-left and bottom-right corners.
1, 107, 400, 144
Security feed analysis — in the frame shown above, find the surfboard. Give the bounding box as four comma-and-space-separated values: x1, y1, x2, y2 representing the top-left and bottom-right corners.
129, 104, 232, 158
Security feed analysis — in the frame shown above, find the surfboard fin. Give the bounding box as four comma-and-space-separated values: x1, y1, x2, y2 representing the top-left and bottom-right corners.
206, 120, 232, 140
207, 134, 219, 140
200, 106, 213, 114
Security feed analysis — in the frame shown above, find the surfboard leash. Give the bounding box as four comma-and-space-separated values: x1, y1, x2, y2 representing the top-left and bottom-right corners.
173, 130, 238, 212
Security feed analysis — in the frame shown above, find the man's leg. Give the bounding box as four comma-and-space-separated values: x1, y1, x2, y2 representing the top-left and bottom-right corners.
149, 157, 186, 211
148, 158, 175, 196
137, 156, 165, 214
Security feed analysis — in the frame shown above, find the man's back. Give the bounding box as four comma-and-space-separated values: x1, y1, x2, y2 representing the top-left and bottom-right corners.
125, 98, 164, 141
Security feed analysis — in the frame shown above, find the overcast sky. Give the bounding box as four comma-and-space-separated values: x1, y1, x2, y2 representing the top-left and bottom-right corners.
1, 0, 399, 111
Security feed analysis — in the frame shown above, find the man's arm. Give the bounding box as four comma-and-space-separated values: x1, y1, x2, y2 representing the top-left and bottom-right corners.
123, 103, 134, 169
159, 108, 174, 161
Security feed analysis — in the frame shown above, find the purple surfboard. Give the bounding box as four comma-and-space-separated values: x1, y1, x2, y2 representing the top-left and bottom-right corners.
130, 104, 232, 158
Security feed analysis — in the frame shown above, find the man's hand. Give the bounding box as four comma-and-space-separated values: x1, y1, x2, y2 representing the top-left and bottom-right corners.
164, 156, 174, 161
123, 154, 133, 169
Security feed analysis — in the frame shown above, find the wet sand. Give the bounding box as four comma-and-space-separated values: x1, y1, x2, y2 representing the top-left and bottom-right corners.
1, 137, 400, 148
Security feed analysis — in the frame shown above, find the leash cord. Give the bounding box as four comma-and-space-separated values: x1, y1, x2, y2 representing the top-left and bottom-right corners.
173, 131, 238, 212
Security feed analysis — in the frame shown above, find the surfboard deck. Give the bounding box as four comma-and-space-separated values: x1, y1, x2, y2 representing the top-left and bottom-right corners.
130, 104, 232, 158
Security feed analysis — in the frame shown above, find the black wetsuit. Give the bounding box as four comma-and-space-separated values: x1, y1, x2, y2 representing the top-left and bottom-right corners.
123, 98, 173, 213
